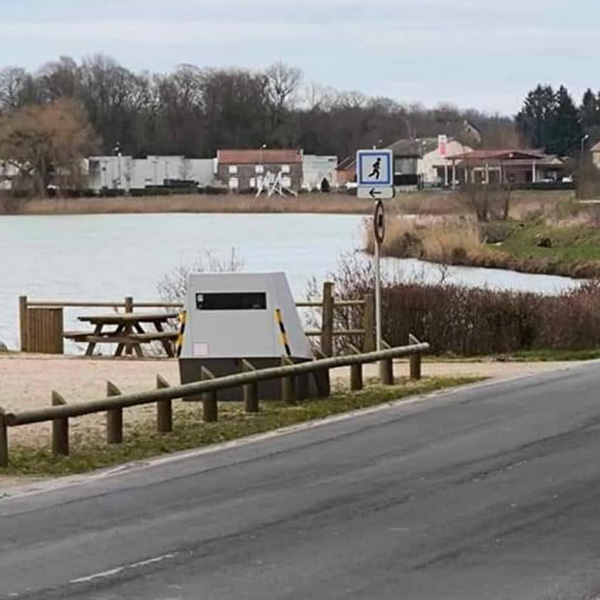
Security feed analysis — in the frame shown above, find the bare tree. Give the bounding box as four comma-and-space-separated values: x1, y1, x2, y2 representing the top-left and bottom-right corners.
0, 67, 29, 111
461, 181, 512, 222
37, 56, 81, 101
265, 62, 302, 113
0, 98, 99, 196
158, 249, 244, 304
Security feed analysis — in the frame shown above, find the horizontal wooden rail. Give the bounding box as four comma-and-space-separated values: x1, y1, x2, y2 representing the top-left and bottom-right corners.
27, 301, 183, 309
27, 299, 360, 309
4, 343, 429, 427
28, 301, 129, 308
131, 302, 183, 309
295, 300, 365, 309
305, 329, 365, 337
334, 300, 366, 307
27, 298, 359, 311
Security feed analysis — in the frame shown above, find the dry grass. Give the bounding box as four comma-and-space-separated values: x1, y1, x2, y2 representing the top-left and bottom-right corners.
0, 189, 577, 217
419, 221, 485, 263
391, 190, 574, 220
365, 216, 495, 265
0, 193, 377, 215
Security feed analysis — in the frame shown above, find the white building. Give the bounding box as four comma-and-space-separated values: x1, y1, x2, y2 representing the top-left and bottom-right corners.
302, 155, 338, 190
87, 156, 133, 191
419, 139, 473, 187
591, 141, 600, 169
87, 156, 216, 193
0, 161, 20, 191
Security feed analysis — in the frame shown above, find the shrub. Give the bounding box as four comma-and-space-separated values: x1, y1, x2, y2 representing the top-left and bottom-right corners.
318, 253, 600, 356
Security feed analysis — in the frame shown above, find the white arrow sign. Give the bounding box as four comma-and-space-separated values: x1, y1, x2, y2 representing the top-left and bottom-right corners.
357, 186, 395, 200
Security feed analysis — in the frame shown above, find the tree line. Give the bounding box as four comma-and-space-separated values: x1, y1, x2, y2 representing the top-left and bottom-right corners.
0, 54, 597, 197
0, 55, 517, 161
516, 84, 599, 156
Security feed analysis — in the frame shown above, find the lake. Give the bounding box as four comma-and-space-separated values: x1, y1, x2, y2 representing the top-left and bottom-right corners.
0, 213, 580, 349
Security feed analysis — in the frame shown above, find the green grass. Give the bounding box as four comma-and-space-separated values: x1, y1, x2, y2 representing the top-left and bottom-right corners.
498, 348, 600, 362
1, 377, 481, 476
496, 221, 600, 263
425, 349, 600, 362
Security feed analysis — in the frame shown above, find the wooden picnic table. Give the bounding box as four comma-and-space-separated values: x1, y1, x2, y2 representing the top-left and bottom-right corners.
67, 312, 180, 358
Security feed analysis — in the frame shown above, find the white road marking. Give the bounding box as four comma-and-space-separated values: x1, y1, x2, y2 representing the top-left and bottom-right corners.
69, 553, 177, 585
70, 566, 125, 584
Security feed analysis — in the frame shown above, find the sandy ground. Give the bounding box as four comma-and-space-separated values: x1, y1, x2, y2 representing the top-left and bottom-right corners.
0, 354, 582, 491
0, 354, 580, 444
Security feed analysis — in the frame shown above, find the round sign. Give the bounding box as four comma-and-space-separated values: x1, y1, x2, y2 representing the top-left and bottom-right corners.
373, 200, 385, 245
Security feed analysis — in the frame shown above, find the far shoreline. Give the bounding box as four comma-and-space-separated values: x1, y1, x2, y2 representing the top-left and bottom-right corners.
0, 189, 574, 218
0, 193, 376, 216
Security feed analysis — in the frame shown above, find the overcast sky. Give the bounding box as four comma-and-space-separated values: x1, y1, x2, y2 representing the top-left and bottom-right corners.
0, 0, 597, 115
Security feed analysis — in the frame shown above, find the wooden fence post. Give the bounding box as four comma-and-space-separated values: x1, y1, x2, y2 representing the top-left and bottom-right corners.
320, 282, 334, 357
362, 293, 375, 353
295, 372, 309, 401
51, 391, 69, 456
380, 340, 394, 386
409, 334, 422, 381
156, 375, 173, 433
348, 344, 363, 391
242, 360, 259, 413
281, 357, 296, 405
313, 350, 331, 398
106, 381, 123, 444
124, 296, 134, 356
19, 295, 29, 353
201, 367, 218, 423
0, 409, 8, 468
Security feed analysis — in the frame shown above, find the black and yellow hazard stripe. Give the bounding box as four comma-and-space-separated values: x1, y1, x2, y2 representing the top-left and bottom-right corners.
176, 310, 187, 358
275, 309, 292, 357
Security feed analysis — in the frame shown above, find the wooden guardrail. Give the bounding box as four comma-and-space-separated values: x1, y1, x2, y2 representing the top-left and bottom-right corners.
18, 282, 375, 357
0, 338, 429, 467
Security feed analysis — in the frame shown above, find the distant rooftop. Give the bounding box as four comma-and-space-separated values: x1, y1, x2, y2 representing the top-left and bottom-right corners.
217, 149, 303, 165
450, 149, 547, 162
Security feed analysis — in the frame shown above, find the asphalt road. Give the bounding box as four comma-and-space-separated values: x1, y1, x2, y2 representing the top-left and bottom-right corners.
2, 364, 600, 600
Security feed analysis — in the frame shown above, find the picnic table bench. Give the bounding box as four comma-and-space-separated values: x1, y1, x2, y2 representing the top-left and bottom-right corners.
64, 312, 180, 358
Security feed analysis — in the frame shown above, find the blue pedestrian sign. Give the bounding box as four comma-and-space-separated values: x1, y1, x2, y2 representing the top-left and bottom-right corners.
356, 149, 393, 187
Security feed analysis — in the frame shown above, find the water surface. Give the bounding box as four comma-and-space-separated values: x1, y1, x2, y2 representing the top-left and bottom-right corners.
0, 213, 580, 348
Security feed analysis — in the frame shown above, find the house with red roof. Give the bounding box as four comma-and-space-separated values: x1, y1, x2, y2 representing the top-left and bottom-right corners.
446, 149, 565, 186
217, 149, 304, 192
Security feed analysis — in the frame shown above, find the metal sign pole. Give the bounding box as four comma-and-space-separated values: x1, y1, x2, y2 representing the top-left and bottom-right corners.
372, 200, 385, 352
375, 237, 382, 352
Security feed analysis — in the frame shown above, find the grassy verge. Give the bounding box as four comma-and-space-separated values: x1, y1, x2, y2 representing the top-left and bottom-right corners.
497, 349, 600, 362
1, 377, 480, 476
367, 216, 600, 279
424, 349, 600, 362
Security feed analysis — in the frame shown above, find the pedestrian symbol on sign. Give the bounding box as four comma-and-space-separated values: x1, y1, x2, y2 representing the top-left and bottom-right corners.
356, 149, 393, 187
369, 158, 382, 180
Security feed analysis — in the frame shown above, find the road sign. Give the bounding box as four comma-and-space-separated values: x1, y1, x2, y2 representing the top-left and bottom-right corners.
356, 149, 393, 187
357, 186, 395, 200
373, 200, 385, 245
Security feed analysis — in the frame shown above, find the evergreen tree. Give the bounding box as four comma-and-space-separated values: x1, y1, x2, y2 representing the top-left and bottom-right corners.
580, 88, 600, 144
547, 86, 583, 156
580, 88, 600, 129
516, 84, 556, 149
